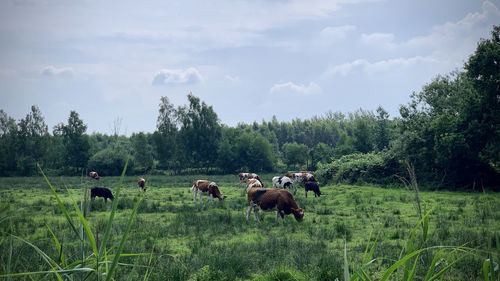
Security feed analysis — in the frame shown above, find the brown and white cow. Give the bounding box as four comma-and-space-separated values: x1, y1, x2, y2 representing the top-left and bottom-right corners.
238, 172, 263, 188
89, 171, 101, 180
246, 187, 304, 223
138, 178, 146, 192
191, 180, 227, 203
246, 178, 263, 193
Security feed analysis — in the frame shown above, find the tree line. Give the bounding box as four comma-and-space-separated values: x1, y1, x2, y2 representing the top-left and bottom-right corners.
0, 26, 498, 190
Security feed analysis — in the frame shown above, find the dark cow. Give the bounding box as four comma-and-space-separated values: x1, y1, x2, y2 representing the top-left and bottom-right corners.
89, 171, 101, 180
138, 178, 146, 192
304, 181, 322, 198
90, 187, 114, 201
191, 180, 227, 203
246, 187, 304, 223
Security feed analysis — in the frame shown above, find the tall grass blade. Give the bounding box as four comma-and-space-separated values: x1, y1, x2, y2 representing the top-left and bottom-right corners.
9, 234, 64, 281
423, 248, 444, 281
73, 201, 98, 258
46, 224, 66, 267
143, 245, 156, 281
98, 158, 129, 260
483, 259, 490, 281
344, 237, 350, 281
38, 164, 80, 239
0, 268, 94, 278
6, 233, 12, 281
379, 248, 426, 281
403, 208, 433, 280
406, 253, 419, 281
427, 253, 466, 281
105, 193, 143, 281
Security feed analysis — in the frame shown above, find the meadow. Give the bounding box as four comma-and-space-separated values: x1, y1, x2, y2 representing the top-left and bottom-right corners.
0, 173, 499, 280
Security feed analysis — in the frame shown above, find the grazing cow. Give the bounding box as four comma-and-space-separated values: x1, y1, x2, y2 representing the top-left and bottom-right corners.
89, 171, 101, 180
301, 173, 316, 182
90, 187, 114, 201
238, 172, 263, 188
272, 176, 296, 194
191, 180, 227, 203
246, 178, 263, 193
285, 172, 316, 183
138, 178, 146, 192
246, 188, 304, 223
304, 181, 322, 198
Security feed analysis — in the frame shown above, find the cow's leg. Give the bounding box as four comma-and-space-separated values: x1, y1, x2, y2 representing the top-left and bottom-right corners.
192, 188, 197, 203
254, 208, 260, 222
199, 192, 203, 203
246, 205, 252, 221
305, 190, 308, 198
209, 194, 214, 202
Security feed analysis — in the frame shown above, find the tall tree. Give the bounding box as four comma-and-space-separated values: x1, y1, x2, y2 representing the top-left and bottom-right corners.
62, 111, 90, 172
153, 96, 178, 169
464, 25, 500, 176
16, 106, 50, 175
132, 132, 154, 173
178, 93, 221, 169
374, 106, 390, 151
0, 110, 18, 175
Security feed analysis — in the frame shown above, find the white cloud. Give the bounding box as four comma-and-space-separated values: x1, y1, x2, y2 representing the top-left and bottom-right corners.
360, 32, 396, 49
319, 25, 357, 43
324, 56, 435, 76
224, 75, 241, 83
41, 65, 74, 78
270, 81, 322, 95
405, 0, 500, 62
152, 67, 203, 86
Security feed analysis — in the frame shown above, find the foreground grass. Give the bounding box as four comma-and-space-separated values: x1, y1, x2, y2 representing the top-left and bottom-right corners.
0, 174, 499, 280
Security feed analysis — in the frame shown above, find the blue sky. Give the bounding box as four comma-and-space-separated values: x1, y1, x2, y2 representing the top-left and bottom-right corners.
1, 0, 499, 135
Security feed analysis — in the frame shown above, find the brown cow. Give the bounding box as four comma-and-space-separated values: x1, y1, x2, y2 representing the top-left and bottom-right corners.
238, 172, 263, 188
191, 180, 227, 203
246, 188, 304, 223
246, 178, 263, 193
89, 171, 101, 180
138, 178, 146, 192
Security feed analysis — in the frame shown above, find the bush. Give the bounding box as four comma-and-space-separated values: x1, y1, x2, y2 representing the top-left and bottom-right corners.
87, 146, 134, 176
316, 151, 401, 185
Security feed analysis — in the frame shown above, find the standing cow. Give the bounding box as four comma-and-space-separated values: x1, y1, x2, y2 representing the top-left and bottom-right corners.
272, 176, 296, 195
138, 178, 146, 192
304, 181, 322, 198
91, 187, 114, 201
246, 188, 304, 223
246, 178, 263, 193
238, 173, 263, 188
191, 180, 227, 203
89, 171, 101, 180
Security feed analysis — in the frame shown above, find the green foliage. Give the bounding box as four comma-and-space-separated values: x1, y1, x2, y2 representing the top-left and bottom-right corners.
1, 176, 499, 280
88, 145, 134, 176
283, 142, 309, 169
316, 151, 400, 185
60, 111, 90, 172
132, 132, 154, 173
395, 26, 500, 189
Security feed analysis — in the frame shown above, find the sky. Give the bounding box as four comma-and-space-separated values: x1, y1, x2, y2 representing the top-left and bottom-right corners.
0, 0, 499, 136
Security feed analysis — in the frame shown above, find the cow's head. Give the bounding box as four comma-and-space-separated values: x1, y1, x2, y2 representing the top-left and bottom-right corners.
292, 208, 305, 222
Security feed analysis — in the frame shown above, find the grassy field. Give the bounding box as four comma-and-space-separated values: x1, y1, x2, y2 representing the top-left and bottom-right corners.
0, 173, 499, 280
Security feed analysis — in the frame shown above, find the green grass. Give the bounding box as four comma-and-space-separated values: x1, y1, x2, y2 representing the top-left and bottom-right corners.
0, 174, 499, 280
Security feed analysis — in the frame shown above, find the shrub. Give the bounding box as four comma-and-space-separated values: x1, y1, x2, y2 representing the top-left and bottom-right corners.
316, 151, 401, 185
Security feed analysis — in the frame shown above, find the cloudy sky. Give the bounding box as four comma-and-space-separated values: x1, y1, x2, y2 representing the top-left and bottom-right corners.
1, 0, 499, 135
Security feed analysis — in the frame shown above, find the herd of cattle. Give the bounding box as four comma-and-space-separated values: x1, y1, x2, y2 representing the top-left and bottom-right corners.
89, 171, 322, 223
